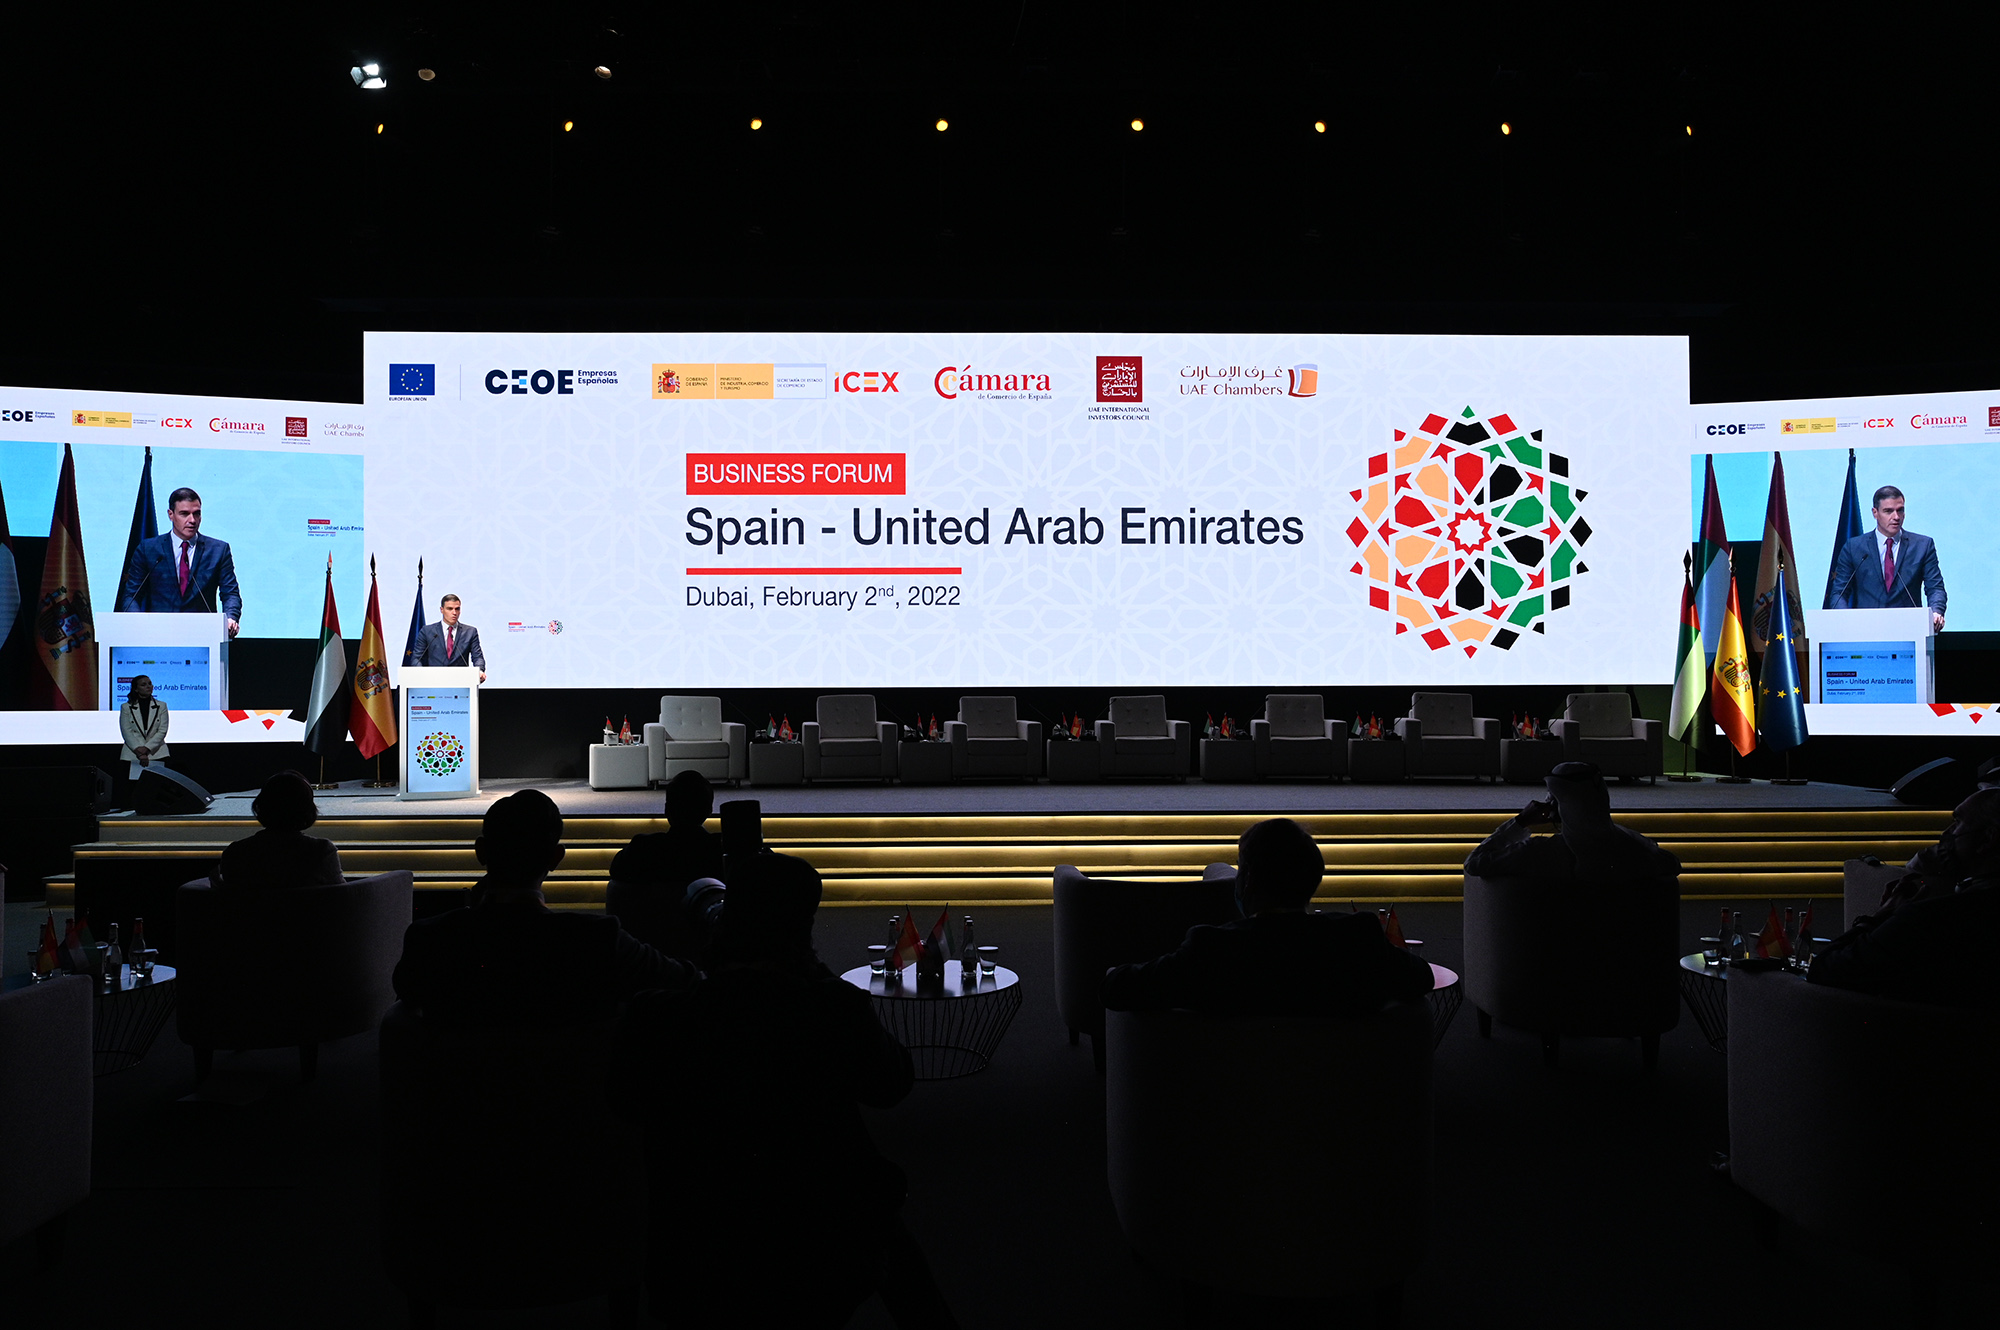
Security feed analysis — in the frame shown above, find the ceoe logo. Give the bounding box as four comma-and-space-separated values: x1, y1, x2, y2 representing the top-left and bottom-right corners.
485, 369, 575, 396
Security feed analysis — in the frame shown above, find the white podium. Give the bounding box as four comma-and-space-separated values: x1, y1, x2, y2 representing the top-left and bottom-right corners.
1815, 608, 1934, 705
96, 611, 231, 710
399, 667, 481, 799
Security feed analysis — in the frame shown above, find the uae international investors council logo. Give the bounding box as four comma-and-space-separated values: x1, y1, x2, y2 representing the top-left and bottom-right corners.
414, 730, 466, 778
1345, 406, 1591, 657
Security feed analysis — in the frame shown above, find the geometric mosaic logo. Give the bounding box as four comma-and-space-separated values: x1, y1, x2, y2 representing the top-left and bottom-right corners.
1346, 405, 1591, 657
414, 729, 466, 778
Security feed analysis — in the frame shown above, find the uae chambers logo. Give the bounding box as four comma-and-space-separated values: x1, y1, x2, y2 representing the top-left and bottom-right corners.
1345, 406, 1591, 657
414, 730, 466, 778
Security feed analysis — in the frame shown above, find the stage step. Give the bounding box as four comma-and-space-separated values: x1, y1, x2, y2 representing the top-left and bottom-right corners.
50, 807, 1946, 909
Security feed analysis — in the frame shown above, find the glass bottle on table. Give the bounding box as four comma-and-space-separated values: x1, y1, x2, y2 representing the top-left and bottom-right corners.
130, 916, 151, 978
960, 915, 976, 982
1728, 911, 1746, 963
102, 922, 124, 985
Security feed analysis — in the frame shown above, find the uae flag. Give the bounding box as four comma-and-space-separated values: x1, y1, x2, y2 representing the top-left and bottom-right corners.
1694, 454, 1731, 661
1711, 557, 1757, 758
350, 556, 397, 759
36, 443, 97, 710
304, 555, 350, 756
1667, 555, 1706, 748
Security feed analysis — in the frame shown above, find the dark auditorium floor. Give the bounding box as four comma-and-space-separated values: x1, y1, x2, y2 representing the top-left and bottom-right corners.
4, 900, 1991, 1328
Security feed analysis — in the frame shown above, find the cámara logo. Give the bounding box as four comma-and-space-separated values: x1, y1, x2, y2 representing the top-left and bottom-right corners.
1346, 405, 1589, 658
210, 417, 266, 434
934, 364, 1052, 400
1909, 412, 1968, 430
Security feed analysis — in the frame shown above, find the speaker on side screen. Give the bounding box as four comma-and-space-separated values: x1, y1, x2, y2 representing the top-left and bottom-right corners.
133, 769, 210, 816
1889, 757, 1974, 808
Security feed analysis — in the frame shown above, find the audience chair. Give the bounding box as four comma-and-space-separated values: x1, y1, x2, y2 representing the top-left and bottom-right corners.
945, 695, 1043, 779
1395, 692, 1501, 781
1106, 1002, 1431, 1325
1728, 971, 2000, 1279
378, 1003, 644, 1326
1251, 693, 1344, 779
1552, 693, 1662, 782
803, 694, 899, 782
0, 975, 93, 1265
1052, 863, 1237, 1072
175, 871, 412, 1083
1463, 870, 1680, 1067
1095, 695, 1190, 780
1842, 857, 1904, 931
641, 695, 747, 786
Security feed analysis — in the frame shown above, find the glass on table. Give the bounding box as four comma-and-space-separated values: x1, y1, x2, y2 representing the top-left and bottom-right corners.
1700, 936, 1722, 965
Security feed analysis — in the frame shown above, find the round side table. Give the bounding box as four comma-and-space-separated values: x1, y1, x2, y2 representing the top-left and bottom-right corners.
841, 961, 1024, 1080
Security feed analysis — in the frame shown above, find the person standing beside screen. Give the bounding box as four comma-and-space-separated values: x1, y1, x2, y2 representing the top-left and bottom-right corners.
119, 674, 170, 773
412, 593, 486, 682
116, 487, 242, 637
1826, 485, 1946, 632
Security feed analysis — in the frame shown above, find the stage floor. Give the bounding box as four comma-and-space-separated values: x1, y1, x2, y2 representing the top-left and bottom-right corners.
120, 774, 1909, 821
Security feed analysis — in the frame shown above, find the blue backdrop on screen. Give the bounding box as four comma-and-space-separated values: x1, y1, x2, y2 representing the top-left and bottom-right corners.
1688, 441, 1997, 630
0, 439, 365, 638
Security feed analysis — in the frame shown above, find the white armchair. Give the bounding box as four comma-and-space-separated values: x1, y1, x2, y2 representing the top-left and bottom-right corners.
1395, 692, 1501, 781
1251, 694, 1344, 779
642, 695, 747, 786
1552, 692, 1662, 782
802, 694, 899, 782
946, 696, 1042, 779
1095, 695, 1190, 780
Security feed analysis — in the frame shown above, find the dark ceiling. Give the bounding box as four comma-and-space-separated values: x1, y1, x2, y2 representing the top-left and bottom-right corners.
5, 7, 1996, 405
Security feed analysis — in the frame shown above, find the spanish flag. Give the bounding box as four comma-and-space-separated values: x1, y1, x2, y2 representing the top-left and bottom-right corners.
351, 556, 397, 759
1711, 558, 1757, 758
35, 443, 97, 710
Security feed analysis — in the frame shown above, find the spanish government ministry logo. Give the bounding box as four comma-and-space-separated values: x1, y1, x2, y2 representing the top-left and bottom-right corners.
1346, 406, 1591, 657
414, 730, 466, 778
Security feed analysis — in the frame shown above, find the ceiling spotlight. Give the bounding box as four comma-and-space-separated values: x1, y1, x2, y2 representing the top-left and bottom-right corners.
595, 65, 612, 79
563, 120, 575, 132
1130, 118, 1144, 131
750, 117, 763, 130
350, 61, 387, 90
935, 118, 949, 131
1685, 124, 1693, 136
1313, 120, 1326, 133
375, 123, 384, 134
1500, 122, 1512, 135
417, 68, 436, 82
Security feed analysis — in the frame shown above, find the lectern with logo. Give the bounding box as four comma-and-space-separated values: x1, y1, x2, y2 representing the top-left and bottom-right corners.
1815, 608, 1935, 705
399, 667, 481, 799
96, 611, 232, 710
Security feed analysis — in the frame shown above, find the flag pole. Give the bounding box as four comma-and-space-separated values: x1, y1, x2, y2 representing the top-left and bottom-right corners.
1769, 552, 1809, 785
1669, 549, 1705, 781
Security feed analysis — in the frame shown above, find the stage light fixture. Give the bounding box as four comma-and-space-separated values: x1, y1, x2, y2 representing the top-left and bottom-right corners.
1500, 122, 1511, 135
1314, 120, 1326, 133
750, 117, 763, 129
935, 118, 949, 131
1130, 118, 1144, 131
375, 123, 384, 134
564, 120, 575, 132
1685, 124, 1693, 136
350, 61, 387, 90
595, 65, 612, 79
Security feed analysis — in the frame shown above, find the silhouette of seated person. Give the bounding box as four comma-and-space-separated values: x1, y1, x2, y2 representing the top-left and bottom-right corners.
213, 770, 345, 890
1463, 761, 1681, 883
605, 769, 727, 962
1811, 787, 2000, 1009
616, 850, 957, 1328
1103, 817, 1434, 1016
394, 789, 694, 1025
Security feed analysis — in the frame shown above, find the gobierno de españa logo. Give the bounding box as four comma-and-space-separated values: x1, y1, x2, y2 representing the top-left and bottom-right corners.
1346, 406, 1591, 657
414, 730, 466, 779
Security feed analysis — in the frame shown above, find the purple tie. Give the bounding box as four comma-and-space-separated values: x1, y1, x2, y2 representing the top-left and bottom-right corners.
1883, 538, 1896, 593
446, 628, 455, 660
178, 542, 191, 598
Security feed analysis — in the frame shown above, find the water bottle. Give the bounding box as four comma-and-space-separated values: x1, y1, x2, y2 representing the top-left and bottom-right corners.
103, 922, 124, 985
960, 915, 976, 981
1728, 911, 1746, 962
130, 916, 152, 979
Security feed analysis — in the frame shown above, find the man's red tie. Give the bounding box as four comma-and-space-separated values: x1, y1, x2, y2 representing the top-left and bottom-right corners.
446, 628, 455, 660
177, 542, 190, 598
1883, 538, 1896, 594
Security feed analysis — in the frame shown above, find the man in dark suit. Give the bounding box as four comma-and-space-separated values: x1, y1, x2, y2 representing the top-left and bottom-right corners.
605, 770, 728, 961
1826, 485, 1947, 632
116, 487, 242, 636
411, 592, 486, 682
393, 789, 692, 1024
1463, 761, 1681, 883
1103, 817, 1434, 1016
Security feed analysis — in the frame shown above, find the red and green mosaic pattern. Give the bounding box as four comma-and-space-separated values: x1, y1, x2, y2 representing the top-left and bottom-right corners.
414, 730, 466, 778
1346, 405, 1591, 657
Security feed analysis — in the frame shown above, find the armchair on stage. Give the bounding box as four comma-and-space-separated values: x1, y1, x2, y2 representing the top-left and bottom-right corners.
1395, 692, 1501, 781
642, 695, 747, 786
946, 696, 1043, 780
1096, 695, 1190, 780
803, 694, 899, 782
1252, 694, 1344, 780
1552, 693, 1662, 782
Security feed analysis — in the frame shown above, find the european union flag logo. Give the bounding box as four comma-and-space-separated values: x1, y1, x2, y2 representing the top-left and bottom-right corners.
389, 363, 435, 397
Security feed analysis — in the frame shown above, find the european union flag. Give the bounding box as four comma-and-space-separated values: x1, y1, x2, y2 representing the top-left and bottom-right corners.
389, 363, 435, 397
1758, 565, 1809, 753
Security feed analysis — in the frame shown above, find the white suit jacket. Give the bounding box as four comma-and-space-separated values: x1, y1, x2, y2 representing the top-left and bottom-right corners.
119, 698, 171, 762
